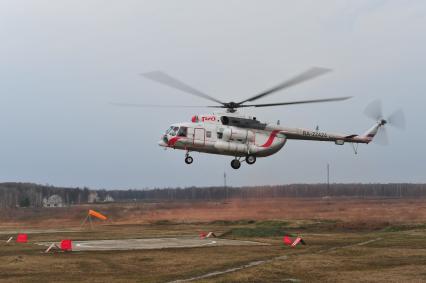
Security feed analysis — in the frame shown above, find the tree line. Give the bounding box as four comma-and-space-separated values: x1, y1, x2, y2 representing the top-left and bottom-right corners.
1, 182, 425, 209
105, 183, 426, 201
0, 183, 91, 209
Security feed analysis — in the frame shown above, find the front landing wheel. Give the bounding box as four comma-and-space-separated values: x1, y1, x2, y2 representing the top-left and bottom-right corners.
185, 156, 193, 164
245, 155, 256, 165
231, 159, 241, 169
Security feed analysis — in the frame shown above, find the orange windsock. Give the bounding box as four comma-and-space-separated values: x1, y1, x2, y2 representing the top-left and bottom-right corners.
88, 209, 107, 220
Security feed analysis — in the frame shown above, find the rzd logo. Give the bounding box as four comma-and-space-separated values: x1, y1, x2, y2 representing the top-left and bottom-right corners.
202, 116, 216, 122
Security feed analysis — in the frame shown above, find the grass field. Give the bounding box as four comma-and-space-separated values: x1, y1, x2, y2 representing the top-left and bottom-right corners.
1, 198, 426, 282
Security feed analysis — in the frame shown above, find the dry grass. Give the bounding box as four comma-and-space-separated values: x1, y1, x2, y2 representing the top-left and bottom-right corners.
1, 198, 426, 228
199, 233, 426, 282
0, 244, 281, 283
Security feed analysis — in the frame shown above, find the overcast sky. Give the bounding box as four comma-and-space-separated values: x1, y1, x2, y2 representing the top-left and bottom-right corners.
0, 0, 425, 189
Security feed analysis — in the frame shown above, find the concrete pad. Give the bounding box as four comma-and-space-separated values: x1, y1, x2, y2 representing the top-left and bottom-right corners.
38, 237, 267, 251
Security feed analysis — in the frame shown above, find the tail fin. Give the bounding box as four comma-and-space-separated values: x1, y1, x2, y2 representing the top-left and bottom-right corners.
362, 120, 386, 143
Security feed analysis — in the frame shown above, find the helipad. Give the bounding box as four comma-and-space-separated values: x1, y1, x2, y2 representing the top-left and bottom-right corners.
38, 237, 266, 251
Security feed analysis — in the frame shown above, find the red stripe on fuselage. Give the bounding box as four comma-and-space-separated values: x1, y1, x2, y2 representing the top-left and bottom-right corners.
167, 136, 182, 147
261, 130, 281, 148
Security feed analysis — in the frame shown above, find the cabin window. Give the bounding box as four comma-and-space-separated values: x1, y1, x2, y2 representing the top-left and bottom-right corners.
217, 132, 223, 139
206, 131, 212, 138
177, 127, 187, 137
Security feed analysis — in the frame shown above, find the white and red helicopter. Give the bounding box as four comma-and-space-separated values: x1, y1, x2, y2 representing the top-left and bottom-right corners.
126, 67, 404, 169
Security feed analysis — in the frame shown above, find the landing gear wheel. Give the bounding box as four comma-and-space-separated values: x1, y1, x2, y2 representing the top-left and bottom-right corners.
245, 155, 256, 165
231, 159, 241, 169
185, 156, 193, 164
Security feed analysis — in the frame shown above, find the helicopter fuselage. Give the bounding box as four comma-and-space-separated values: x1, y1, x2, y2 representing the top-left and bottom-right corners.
158, 112, 376, 166
159, 113, 287, 158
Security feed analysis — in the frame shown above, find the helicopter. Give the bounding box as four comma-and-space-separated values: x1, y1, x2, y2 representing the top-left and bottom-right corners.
124, 67, 405, 169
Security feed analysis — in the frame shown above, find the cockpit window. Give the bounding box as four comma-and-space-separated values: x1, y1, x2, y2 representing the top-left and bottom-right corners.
165, 126, 173, 134
169, 126, 179, 136
177, 127, 187, 137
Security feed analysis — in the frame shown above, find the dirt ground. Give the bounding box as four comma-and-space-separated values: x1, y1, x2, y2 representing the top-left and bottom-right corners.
0, 198, 425, 282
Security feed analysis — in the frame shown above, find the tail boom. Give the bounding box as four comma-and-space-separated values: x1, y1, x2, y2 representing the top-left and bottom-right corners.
276, 120, 386, 145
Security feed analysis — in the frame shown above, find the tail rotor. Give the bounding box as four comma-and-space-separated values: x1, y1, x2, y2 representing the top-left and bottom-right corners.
364, 100, 405, 145
387, 109, 406, 130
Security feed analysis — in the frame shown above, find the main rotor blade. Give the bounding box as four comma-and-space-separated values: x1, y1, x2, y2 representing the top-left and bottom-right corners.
387, 109, 406, 130
238, 67, 332, 104
110, 102, 220, 108
239, 96, 351, 108
142, 71, 224, 105
364, 100, 383, 121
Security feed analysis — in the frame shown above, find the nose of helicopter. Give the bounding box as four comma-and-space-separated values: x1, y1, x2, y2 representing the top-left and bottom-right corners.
158, 135, 168, 147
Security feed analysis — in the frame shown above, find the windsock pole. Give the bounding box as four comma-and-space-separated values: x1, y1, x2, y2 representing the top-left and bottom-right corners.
89, 214, 93, 230
80, 214, 88, 228
80, 214, 93, 230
